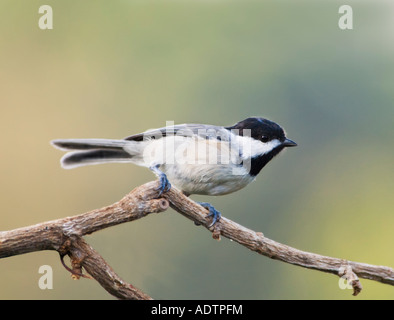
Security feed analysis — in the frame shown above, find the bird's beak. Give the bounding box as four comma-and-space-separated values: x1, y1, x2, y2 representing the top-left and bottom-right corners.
282, 138, 297, 147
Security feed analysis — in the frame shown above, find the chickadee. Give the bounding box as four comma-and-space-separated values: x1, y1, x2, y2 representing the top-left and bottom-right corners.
51, 117, 297, 227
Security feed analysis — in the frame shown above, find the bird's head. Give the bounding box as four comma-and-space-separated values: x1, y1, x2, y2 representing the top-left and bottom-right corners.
227, 117, 297, 176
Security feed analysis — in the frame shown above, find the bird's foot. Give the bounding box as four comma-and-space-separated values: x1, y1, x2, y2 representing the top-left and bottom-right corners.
196, 202, 221, 227
157, 173, 171, 197
150, 165, 171, 197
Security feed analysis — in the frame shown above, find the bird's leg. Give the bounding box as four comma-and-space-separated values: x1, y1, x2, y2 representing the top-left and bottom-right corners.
149, 164, 171, 197
196, 202, 222, 227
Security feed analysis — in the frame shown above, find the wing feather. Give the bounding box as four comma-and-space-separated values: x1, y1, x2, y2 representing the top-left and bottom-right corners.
123, 124, 231, 142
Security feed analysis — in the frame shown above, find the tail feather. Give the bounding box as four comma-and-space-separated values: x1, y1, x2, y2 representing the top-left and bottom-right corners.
61, 149, 133, 169
51, 139, 130, 151
51, 138, 140, 169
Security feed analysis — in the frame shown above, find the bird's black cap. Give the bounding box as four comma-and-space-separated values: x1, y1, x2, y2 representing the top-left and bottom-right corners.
226, 117, 288, 143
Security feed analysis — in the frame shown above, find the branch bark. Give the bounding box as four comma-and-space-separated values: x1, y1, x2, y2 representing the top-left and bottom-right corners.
0, 181, 393, 298
0, 182, 168, 300
161, 186, 394, 296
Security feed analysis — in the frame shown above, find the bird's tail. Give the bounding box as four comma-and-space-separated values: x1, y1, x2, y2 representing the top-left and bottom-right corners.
51, 139, 141, 169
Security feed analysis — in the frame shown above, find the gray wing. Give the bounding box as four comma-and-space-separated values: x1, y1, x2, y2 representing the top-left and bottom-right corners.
124, 124, 232, 142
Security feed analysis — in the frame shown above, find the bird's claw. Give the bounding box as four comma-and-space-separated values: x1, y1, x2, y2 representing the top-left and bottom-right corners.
157, 173, 171, 197
150, 164, 171, 197
197, 202, 221, 227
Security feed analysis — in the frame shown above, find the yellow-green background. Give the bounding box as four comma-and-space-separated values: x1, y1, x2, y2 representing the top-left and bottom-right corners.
0, 0, 393, 299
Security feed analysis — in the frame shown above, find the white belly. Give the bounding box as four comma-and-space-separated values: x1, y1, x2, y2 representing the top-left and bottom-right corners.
161, 163, 255, 195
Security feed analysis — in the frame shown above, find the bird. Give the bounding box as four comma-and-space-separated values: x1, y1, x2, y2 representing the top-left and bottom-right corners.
51, 117, 297, 227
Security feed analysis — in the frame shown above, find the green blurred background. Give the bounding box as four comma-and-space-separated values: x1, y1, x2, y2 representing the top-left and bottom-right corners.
0, 0, 393, 299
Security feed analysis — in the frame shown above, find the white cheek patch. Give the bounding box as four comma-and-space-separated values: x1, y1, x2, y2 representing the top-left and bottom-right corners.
234, 135, 281, 160
257, 139, 282, 155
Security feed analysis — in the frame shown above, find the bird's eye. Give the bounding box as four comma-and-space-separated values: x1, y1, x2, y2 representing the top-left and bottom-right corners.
261, 135, 269, 143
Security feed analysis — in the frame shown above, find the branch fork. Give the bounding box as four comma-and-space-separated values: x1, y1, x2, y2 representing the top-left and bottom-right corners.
338, 265, 363, 296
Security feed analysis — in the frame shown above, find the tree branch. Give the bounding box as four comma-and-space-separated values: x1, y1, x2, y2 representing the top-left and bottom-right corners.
0, 182, 168, 300
0, 181, 393, 298
59, 235, 152, 300
161, 186, 394, 296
